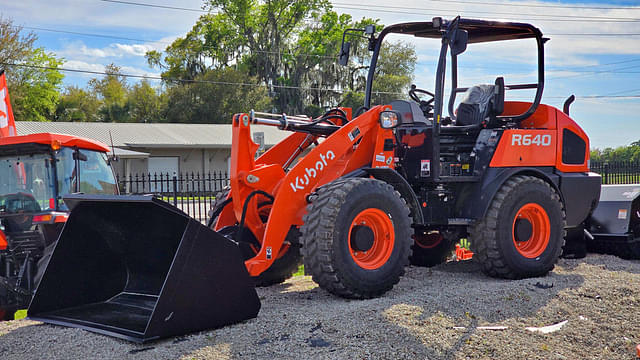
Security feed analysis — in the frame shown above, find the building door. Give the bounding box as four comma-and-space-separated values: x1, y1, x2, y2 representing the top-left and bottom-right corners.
148, 156, 179, 192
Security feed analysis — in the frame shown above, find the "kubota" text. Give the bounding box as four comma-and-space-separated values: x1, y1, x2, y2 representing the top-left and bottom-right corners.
289, 150, 336, 192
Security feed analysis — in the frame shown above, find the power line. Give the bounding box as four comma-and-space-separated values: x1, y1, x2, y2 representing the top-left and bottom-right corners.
18, 24, 640, 75
98, 0, 208, 13
604, 87, 640, 96
0, 62, 365, 94
24, 24, 640, 45
332, 2, 640, 21
22, 26, 162, 43
21, 26, 338, 59
96, 0, 640, 23
331, 4, 640, 23
2, 62, 636, 100
548, 33, 640, 36
426, 0, 640, 11
550, 58, 640, 72
548, 64, 640, 80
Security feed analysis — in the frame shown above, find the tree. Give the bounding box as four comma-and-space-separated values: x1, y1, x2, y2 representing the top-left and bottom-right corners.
0, 17, 64, 121
129, 80, 163, 123
55, 86, 100, 122
591, 141, 640, 163
163, 67, 271, 123
88, 64, 129, 122
147, 1, 417, 117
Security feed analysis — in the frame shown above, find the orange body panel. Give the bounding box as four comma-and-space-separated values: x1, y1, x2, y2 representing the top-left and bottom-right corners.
490, 129, 557, 167
555, 111, 590, 173
0, 133, 110, 152
371, 127, 395, 169
491, 102, 589, 172
0, 230, 6, 250
503, 101, 556, 130
223, 107, 390, 276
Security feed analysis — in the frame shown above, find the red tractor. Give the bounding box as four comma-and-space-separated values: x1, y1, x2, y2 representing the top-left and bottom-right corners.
29, 18, 600, 342
0, 70, 119, 320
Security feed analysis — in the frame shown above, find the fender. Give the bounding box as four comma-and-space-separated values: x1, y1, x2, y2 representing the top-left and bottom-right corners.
345, 167, 424, 225
458, 167, 561, 221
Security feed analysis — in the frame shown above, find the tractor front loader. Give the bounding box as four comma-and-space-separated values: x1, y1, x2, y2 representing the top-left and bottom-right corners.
30, 17, 601, 342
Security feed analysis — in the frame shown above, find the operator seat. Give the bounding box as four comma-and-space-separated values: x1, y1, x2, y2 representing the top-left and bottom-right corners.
455, 77, 504, 127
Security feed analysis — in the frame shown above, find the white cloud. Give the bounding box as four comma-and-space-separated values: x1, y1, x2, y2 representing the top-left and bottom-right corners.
114, 43, 155, 57
58, 41, 160, 61
64, 60, 105, 73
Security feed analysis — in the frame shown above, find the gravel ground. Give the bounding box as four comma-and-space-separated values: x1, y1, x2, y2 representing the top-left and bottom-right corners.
1, 254, 638, 360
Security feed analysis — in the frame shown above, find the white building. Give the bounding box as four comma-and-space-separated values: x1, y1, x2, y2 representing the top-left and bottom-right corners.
16, 121, 289, 179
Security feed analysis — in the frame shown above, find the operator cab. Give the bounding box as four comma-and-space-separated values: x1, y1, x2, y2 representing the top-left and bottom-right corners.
346, 17, 545, 182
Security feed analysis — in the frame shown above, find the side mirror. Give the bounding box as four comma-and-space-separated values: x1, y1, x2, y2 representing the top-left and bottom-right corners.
450, 29, 468, 56
379, 110, 402, 129
364, 25, 375, 35
339, 41, 351, 66
72, 151, 88, 162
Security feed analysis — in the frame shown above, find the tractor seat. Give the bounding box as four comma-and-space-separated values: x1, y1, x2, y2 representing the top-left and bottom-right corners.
455, 77, 505, 127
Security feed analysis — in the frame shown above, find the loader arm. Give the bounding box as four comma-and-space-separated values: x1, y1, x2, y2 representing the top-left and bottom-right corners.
225, 106, 395, 276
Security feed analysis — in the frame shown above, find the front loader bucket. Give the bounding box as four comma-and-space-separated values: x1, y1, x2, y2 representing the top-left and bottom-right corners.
28, 195, 260, 343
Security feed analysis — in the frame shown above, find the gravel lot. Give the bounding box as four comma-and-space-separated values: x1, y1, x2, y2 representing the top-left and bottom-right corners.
1, 254, 638, 360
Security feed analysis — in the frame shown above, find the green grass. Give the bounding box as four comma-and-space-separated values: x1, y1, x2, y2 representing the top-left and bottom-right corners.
293, 264, 305, 276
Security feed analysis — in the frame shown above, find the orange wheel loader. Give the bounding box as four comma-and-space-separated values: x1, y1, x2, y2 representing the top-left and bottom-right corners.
28, 17, 600, 342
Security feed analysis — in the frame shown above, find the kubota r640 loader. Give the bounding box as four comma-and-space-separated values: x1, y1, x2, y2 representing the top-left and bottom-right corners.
29, 17, 601, 342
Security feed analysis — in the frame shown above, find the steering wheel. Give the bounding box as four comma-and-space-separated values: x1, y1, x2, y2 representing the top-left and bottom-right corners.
409, 84, 435, 115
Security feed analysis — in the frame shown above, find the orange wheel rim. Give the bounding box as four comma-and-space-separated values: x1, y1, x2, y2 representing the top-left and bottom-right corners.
414, 233, 443, 249
512, 203, 550, 258
348, 208, 395, 270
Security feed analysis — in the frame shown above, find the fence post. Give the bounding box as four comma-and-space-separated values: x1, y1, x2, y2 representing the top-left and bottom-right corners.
172, 172, 178, 207
604, 163, 609, 185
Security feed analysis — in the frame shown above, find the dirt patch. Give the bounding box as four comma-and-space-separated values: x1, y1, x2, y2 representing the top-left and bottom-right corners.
1, 254, 638, 359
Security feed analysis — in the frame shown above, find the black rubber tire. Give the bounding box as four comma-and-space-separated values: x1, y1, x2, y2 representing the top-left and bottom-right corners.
469, 175, 566, 279
300, 177, 412, 299
253, 228, 302, 287
409, 232, 454, 267
207, 187, 231, 227
207, 188, 302, 287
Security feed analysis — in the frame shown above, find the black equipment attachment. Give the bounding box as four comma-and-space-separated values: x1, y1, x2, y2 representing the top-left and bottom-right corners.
587, 185, 640, 259
28, 194, 260, 343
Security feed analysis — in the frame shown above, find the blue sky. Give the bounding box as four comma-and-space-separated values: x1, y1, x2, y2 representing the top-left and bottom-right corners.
2, 0, 640, 149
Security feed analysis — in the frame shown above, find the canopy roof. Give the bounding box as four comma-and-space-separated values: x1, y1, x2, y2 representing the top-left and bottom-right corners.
384, 18, 543, 43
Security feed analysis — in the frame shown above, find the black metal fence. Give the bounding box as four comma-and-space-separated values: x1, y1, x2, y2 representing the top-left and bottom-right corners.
590, 161, 640, 184
116, 162, 639, 220
117, 171, 229, 222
